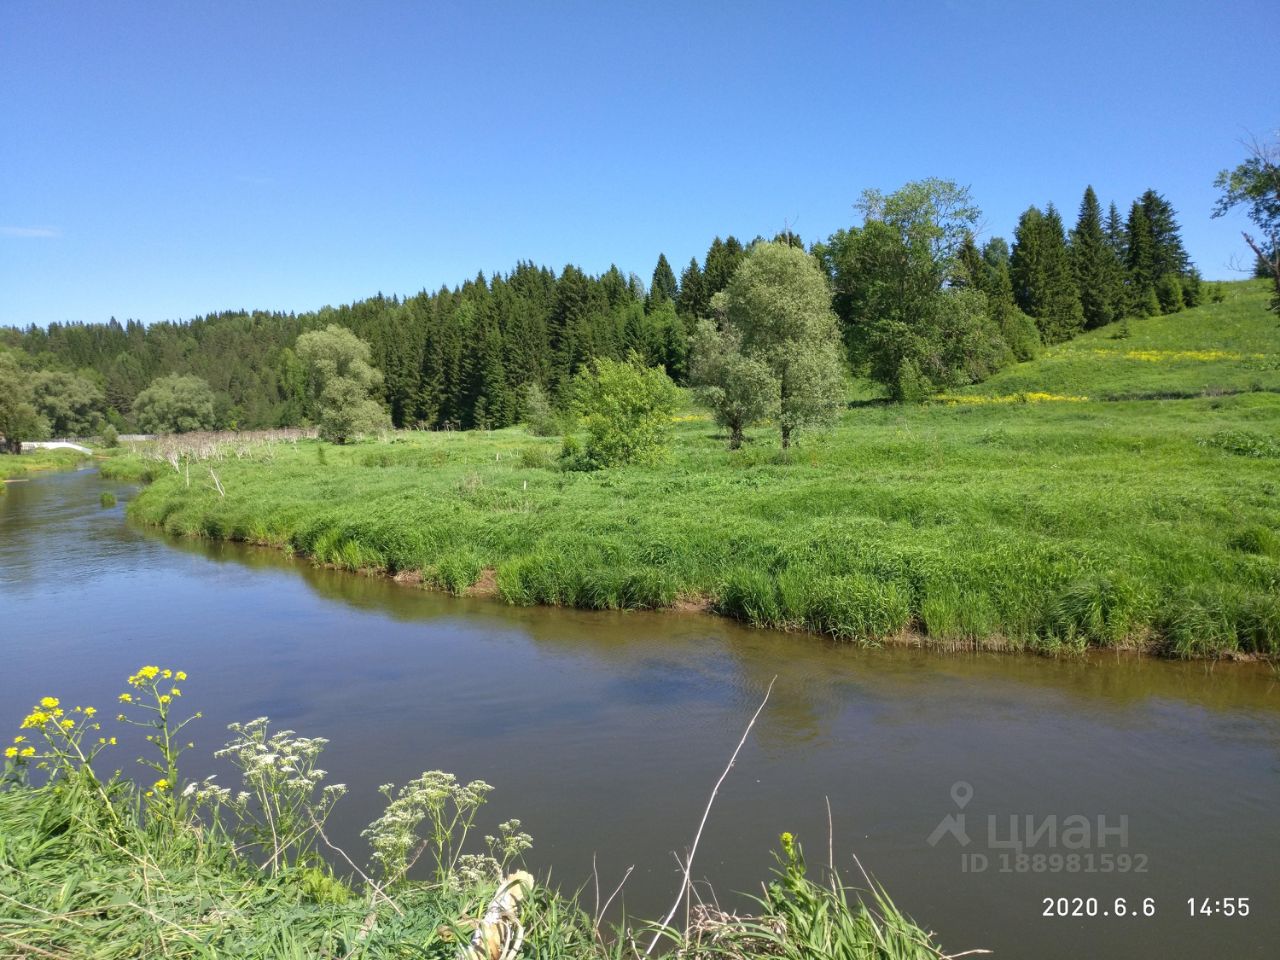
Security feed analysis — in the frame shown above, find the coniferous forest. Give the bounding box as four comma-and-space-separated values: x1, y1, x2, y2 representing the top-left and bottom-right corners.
2, 182, 1203, 436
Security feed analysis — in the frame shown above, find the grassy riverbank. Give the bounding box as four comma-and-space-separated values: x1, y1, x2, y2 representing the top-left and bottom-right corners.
1, 669, 951, 959
119, 281, 1279, 658
0, 448, 92, 483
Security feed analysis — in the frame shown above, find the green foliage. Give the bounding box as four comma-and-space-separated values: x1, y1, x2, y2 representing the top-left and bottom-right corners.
1156, 273, 1185, 313
1199, 429, 1280, 459
1071, 186, 1125, 329
2, 673, 943, 959
727, 241, 846, 446
689, 318, 779, 448
132, 374, 217, 434
1214, 134, 1280, 313
118, 282, 1280, 659
521, 381, 562, 436
100, 423, 119, 447
696, 834, 949, 960
1124, 199, 1160, 316
100, 491, 117, 508
822, 180, 1020, 400
648, 252, 678, 307
296, 325, 390, 443
30, 370, 104, 437
0, 350, 49, 450
1011, 203, 1084, 343
573, 355, 680, 467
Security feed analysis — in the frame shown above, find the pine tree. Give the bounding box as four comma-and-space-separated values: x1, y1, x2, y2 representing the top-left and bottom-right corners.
1010, 206, 1047, 316
648, 253, 678, 309
1105, 202, 1127, 262
1139, 189, 1190, 280
677, 257, 708, 319
955, 233, 984, 288
1012, 205, 1084, 343
1125, 200, 1160, 316
548, 265, 592, 395
703, 236, 746, 296
1071, 186, 1124, 329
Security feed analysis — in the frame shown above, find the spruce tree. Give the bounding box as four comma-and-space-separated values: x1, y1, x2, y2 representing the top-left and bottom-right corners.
1071, 186, 1123, 329
1105, 202, 1127, 262
648, 253, 678, 308
1125, 200, 1160, 316
677, 257, 708, 318
1139, 189, 1190, 280
1010, 206, 1047, 317
1012, 205, 1083, 343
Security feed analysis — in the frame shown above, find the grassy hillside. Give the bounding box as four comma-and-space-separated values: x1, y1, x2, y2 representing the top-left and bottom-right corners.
118, 282, 1280, 658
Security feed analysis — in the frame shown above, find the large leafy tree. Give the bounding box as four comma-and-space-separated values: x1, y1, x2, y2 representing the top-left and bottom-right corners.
30, 370, 105, 437
294, 325, 389, 442
1214, 133, 1280, 312
820, 179, 1015, 396
131, 374, 218, 434
724, 241, 845, 448
688, 318, 778, 449
0, 351, 48, 452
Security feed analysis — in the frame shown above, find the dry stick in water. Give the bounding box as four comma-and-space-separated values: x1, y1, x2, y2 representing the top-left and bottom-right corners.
643, 677, 775, 957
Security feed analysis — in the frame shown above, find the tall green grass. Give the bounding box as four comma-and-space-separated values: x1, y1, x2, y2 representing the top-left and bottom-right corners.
114, 281, 1280, 658
1, 672, 952, 959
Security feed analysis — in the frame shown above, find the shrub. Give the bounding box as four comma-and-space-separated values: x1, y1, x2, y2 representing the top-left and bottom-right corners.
100, 424, 119, 448
522, 382, 562, 437
1155, 274, 1185, 314
573, 355, 680, 467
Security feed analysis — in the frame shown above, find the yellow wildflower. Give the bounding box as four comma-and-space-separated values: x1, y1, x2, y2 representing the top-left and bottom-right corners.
118, 693, 133, 703
21, 711, 49, 729
170, 688, 181, 697
39, 697, 59, 709
20, 747, 34, 758
83, 707, 97, 718
158, 695, 172, 705
3, 747, 15, 759
12, 736, 26, 744
175, 671, 188, 681
109, 737, 117, 745
162, 670, 172, 679
60, 719, 75, 730
153, 778, 170, 792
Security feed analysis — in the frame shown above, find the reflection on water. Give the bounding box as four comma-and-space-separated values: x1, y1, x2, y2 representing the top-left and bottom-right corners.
2, 470, 1278, 958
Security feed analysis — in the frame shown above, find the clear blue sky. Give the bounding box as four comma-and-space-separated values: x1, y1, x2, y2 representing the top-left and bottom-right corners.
1, 0, 1273, 327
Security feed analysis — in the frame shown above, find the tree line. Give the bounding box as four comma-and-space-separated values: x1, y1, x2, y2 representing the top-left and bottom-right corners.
2, 178, 1208, 444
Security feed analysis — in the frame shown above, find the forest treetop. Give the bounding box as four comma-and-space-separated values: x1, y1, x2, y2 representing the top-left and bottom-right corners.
1, 178, 1208, 441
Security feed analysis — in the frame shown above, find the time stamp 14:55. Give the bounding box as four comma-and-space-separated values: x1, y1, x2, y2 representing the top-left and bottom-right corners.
1040, 897, 1252, 918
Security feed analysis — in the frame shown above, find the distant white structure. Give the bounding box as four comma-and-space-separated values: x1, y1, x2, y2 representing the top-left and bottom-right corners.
22, 441, 93, 454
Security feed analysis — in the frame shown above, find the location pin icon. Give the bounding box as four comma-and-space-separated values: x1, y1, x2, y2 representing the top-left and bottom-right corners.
951, 781, 974, 810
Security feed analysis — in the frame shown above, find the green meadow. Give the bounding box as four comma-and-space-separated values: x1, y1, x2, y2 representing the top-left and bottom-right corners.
114, 281, 1280, 658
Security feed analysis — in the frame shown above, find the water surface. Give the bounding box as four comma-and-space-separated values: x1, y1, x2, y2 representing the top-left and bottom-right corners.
2, 469, 1277, 957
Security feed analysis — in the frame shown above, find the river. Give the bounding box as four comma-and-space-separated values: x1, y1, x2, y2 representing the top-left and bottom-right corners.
1, 468, 1277, 957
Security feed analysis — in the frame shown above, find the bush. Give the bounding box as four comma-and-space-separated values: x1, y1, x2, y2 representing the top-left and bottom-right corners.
573, 355, 680, 467
1156, 274, 1185, 314
100, 424, 119, 448
522, 382, 562, 437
